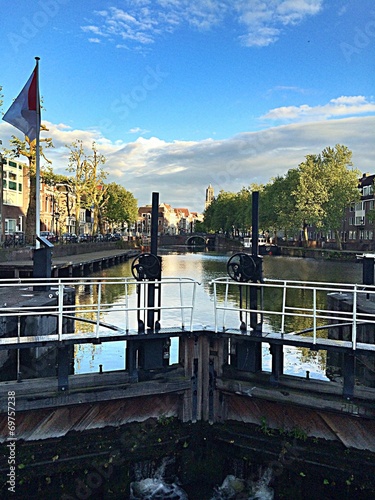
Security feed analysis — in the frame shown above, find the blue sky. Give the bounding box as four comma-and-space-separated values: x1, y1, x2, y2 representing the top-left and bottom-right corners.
1, 0, 374, 212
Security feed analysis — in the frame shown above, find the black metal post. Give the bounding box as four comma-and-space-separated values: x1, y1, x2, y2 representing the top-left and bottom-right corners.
251, 191, 259, 258
147, 193, 159, 329
57, 346, 70, 391
362, 254, 375, 286
250, 192, 260, 331
343, 353, 355, 399
248, 191, 262, 372
270, 344, 284, 384
150, 192, 159, 256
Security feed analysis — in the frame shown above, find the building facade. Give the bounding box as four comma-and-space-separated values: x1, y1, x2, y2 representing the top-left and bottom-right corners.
136, 203, 203, 237
1, 158, 29, 236
342, 173, 375, 250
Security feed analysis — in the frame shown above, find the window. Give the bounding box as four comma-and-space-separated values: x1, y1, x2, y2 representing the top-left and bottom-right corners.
9, 181, 17, 191
362, 185, 374, 196
5, 219, 17, 233
355, 202, 363, 211
8, 161, 17, 168
18, 183, 22, 192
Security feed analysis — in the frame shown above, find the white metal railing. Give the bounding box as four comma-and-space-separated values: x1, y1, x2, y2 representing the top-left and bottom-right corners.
0, 277, 199, 347
1, 276, 375, 352
211, 277, 375, 351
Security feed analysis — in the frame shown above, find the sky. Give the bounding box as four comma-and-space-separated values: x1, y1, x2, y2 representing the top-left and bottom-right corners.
1, 0, 374, 213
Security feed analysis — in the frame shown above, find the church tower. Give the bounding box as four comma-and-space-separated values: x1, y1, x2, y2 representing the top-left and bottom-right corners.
205, 184, 214, 210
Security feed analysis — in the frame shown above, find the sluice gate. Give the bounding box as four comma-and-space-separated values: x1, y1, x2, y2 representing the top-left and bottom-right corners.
0, 273, 375, 443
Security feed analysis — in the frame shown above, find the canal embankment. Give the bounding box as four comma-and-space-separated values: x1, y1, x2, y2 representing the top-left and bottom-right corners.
0, 241, 140, 278
279, 245, 361, 261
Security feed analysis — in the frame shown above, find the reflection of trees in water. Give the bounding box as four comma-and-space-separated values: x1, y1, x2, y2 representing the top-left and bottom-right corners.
297, 346, 327, 368
200, 255, 230, 289
262, 286, 329, 335
210, 281, 330, 337
74, 273, 136, 334
74, 343, 101, 372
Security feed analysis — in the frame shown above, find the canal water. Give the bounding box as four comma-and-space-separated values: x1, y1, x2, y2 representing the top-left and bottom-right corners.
38, 252, 374, 500
74, 250, 362, 379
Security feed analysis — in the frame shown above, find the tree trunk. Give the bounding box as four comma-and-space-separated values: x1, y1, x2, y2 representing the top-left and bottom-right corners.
335, 230, 342, 251
303, 221, 309, 247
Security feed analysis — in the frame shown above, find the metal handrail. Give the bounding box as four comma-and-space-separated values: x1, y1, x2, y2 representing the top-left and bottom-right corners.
0, 277, 200, 346
210, 277, 375, 351
1, 275, 375, 352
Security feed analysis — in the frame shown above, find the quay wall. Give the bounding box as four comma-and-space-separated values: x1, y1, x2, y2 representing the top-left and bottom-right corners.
0, 240, 138, 262
279, 245, 359, 261
0, 237, 363, 263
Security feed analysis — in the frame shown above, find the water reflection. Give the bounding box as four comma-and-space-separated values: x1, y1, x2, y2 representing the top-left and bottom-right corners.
74, 252, 363, 380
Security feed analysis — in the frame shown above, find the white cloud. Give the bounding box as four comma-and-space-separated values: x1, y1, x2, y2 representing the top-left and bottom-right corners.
129, 126, 149, 135
81, 0, 323, 49
261, 96, 375, 122
1, 113, 373, 213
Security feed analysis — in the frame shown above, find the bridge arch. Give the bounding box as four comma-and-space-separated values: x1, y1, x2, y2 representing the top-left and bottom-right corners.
186, 235, 207, 247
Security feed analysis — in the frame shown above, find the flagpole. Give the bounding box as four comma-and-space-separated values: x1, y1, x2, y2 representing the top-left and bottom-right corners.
35, 57, 41, 249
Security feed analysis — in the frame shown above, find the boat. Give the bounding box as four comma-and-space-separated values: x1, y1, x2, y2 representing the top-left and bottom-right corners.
243, 236, 279, 255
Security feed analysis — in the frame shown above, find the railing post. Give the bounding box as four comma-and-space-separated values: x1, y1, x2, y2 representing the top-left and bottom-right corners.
179, 278, 185, 330
124, 280, 129, 333
352, 284, 357, 350
190, 281, 197, 332
58, 280, 64, 341
96, 282, 102, 339
313, 288, 317, 344
281, 281, 287, 334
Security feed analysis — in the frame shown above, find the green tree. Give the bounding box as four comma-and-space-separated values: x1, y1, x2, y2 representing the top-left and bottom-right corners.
233, 187, 251, 236
295, 144, 360, 249
261, 170, 300, 243
102, 182, 138, 231
203, 190, 238, 235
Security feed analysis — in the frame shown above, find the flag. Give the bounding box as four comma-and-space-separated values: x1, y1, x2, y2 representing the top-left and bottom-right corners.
2, 62, 40, 142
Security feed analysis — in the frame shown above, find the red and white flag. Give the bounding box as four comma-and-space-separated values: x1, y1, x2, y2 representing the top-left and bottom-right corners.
2, 63, 40, 143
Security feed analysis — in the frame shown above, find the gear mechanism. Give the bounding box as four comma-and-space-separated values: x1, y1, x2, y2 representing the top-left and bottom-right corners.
227, 253, 258, 282
131, 253, 161, 280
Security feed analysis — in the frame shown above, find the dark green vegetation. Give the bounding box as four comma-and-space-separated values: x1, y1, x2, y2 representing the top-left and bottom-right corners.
202, 145, 360, 250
